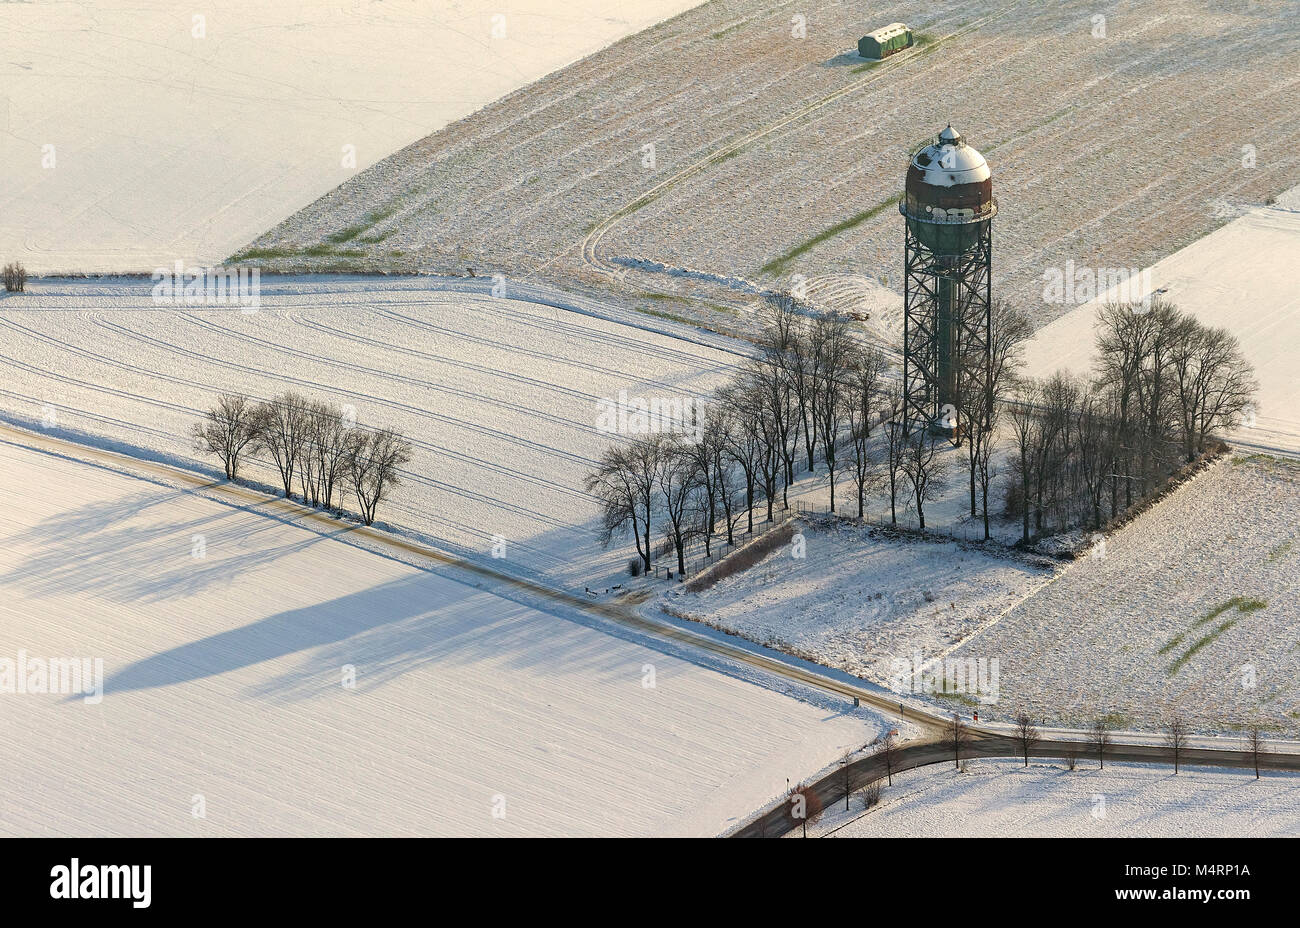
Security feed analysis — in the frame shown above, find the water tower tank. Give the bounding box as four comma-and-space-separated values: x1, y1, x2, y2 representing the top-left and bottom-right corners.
901, 125, 995, 255
898, 124, 997, 440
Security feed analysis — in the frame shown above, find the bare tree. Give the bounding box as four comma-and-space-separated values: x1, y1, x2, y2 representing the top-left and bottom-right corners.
192, 393, 262, 481
346, 426, 413, 526
719, 381, 763, 534
1171, 319, 1257, 461
847, 346, 888, 518
309, 401, 353, 510
1246, 723, 1265, 780
255, 391, 312, 499
585, 436, 663, 574
876, 729, 898, 786
1163, 715, 1188, 774
812, 313, 855, 513
959, 299, 1032, 518
756, 301, 800, 493
975, 401, 1000, 540
1014, 713, 1040, 767
685, 407, 731, 555
1008, 382, 1040, 544
657, 438, 705, 576
1087, 717, 1112, 770
946, 713, 970, 769
903, 429, 950, 531
785, 783, 823, 838
883, 384, 908, 526
751, 359, 791, 520
3, 262, 28, 292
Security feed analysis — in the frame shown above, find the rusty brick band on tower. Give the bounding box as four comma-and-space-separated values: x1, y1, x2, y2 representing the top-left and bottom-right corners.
899, 125, 996, 441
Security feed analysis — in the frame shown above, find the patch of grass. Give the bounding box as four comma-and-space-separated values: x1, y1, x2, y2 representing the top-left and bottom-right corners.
760, 193, 902, 276
1268, 541, 1293, 562
1168, 617, 1240, 676
326, 224, 368, 244
1157, 632, 1186, 656
934, 690, 980, 708
302, 244, 365, 259
637, 306, 699, 328
325, 207, 397, 245
1160, 596, 1267, 663
229, 245, 300, 261
710, 20, 744, 39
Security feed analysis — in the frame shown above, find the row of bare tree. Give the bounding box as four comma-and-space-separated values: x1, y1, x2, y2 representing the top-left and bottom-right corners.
587, 297, 928, 575
2, 261, 26, 292
589, 294, 1258, 571
192, 392, 413, 525
786, 712, 1274, 835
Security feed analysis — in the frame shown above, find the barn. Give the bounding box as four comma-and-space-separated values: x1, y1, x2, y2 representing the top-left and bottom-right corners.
859, 22, 912, 60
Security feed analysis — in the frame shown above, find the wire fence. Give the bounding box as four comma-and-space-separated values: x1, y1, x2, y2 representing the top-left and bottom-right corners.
649, 501, 794, 581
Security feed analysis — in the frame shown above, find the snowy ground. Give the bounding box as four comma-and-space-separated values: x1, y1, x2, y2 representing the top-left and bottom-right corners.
800, 759, 1300, 838
952, 454, 1300, 734
0, 433, 877, 837
668, 517, 1055, 686
0, 0, 702, 273
0, 275, 743, 589
1023, 189, 1300, 456
243, 0, 1300, 326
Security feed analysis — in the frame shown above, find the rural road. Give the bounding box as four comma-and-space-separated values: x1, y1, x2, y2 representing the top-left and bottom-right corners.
732, 730, 1300, 838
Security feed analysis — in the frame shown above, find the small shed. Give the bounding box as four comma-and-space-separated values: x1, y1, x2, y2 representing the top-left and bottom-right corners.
859, 22, 912, 59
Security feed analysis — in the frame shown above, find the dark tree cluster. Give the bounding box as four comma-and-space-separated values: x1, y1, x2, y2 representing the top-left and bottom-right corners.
1006, 300, 1256, 541
193, 391, 412, 526
587, 293, 898, 576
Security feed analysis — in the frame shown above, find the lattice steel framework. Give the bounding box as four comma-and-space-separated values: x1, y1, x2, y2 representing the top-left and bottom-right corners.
901, 212, 993, 442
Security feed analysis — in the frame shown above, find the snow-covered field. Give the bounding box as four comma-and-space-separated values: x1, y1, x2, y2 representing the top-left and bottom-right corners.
953, 454, 1300, 733
0, 275, 743, 589
0, 433, 876, 837
668, 517, 1055, 685
802, 759, 1300, 838
1023, 189, 1300, 456
0, 0, 703, 273
242, 0, 1300, 326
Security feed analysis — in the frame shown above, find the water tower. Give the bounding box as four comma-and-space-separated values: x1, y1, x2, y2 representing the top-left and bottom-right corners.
899, 125, 996, 439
